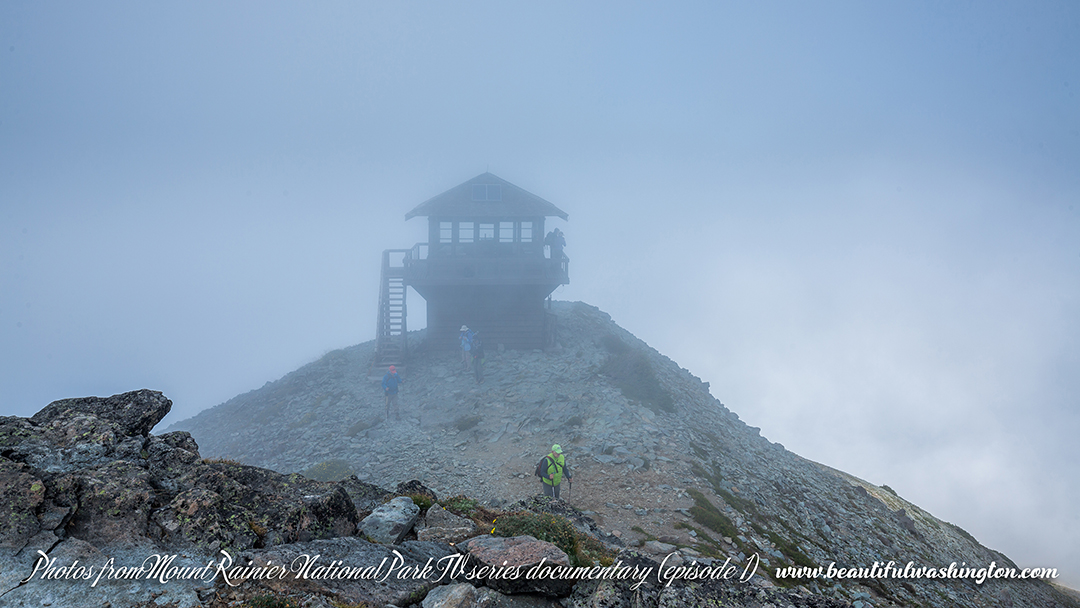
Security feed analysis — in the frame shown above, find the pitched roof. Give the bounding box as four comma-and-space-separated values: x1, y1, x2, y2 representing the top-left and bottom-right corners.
405, 173, 569, 220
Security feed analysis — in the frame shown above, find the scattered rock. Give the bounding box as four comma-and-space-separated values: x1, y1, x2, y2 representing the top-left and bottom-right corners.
422, 582, 476, 608
360, 496, 420, 544
398, 479, 439, 501
642, 540, 675, 555
418, 504, 478, 544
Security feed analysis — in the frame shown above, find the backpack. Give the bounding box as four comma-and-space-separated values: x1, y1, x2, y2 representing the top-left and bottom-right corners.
534, 456, 550, 478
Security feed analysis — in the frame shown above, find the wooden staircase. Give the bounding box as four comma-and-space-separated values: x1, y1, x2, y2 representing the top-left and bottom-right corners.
373, 249, 409, 371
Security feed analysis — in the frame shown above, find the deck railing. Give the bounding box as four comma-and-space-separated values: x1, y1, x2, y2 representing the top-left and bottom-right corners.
401, 242, 569, 284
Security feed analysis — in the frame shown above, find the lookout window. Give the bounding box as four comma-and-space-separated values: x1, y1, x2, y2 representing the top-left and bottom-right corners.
499, 221, 514, 243
458, 222, 474, 243
439, 221, 453, 243
478, 223, 495, 241
472, 184, 502, 201
520, 221, 533, 242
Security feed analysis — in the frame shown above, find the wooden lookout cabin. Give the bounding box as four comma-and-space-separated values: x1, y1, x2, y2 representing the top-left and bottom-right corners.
374, 173, 569, 368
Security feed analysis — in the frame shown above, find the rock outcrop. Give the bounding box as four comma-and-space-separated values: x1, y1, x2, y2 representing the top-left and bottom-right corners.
0, 389, 439, 607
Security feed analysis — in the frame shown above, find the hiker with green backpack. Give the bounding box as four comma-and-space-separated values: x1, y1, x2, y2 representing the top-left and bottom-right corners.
535, 444, 573, 499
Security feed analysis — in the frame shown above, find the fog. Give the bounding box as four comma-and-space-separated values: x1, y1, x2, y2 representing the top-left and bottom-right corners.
2, 1, 1078, 587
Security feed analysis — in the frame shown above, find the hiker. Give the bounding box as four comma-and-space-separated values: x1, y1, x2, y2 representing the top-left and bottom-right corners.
382, 365, 404, 419
537, 444, 572, 499
544, 229, 566, 260
471, 331, 485, 384
459, 325, 473, 370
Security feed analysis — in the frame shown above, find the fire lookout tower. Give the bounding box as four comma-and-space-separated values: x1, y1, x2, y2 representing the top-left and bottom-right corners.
374, 173, 569, 369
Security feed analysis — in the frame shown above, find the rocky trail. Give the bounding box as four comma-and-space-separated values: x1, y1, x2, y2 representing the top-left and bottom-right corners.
168, 301, 1079, 608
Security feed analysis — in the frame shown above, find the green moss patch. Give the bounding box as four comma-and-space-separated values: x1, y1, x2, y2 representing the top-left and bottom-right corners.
686, 489, 739, 539
599, 334, 674, 414
630, 525, 657, 541
301, 459, 355, 482
442, 495, 480, 517
407, 493, 435, 513
765, 530, 815, 568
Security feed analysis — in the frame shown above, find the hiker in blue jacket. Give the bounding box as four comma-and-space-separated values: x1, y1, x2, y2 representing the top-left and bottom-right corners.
459, 325, 474, 371
382, 365, 404, 420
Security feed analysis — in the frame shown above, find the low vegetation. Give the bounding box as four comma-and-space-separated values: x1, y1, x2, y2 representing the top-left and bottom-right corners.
691, 462, 761, 519
441, 494, 480, 517
630, 525, 657, 541
686, 489, 739, 540
454, 415, 482, 431
598, 333, 674, 414
492, 511, 615, 567
202, 457, 245, 466
765, 530, 815, 568
288, 411, 317, 429
673, 522, 724, 558
245, 594, 303, 608
406, 493, 435, 512
301, 459, 355, 481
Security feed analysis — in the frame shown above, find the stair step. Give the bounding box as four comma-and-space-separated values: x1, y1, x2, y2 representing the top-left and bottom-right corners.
375, 251, 409, 367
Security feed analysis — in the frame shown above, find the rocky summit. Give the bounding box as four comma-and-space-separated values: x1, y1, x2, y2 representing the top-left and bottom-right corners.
1, 302, 1075, 608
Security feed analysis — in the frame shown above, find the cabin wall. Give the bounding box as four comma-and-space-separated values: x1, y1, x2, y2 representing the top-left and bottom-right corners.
424, 285, 551, 350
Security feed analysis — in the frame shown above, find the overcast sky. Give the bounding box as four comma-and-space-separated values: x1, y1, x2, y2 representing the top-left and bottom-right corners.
2, 0, 1078, 588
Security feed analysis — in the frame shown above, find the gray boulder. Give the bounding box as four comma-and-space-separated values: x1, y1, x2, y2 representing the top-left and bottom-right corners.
461, 535, 574, 597
397, 479, 439, 501
30, 389, 171, 438
422, 582, 477, 608
424, 585, 560, 608
1, 536, 206, 608
642, 540, 676, 555
338, 475, 393, 512
473, 587, 562, 608
418, 504, 478, 544
245, 537, 450, 607
360, 496, 420, 544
